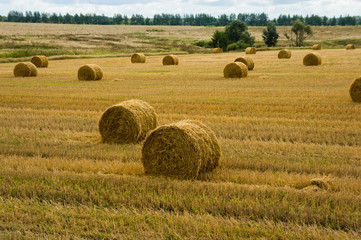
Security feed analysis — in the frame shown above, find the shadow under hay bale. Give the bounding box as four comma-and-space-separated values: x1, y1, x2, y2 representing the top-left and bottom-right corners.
13, 62, 38, 77
303, 53, 322, 66
78, 64, 103, 81
349, 77, 361, 103
141, 120, 221, 179
99, 99, 158, 144
163, 55, 179, 65
312, 44, 321, 50
212, 48, 223, 53
131, 53, 146, 63
31, 55, 48, 68
278, 49, 291, 59
346, 44, 356, 50
245, 47, 256, 54
223, 62, 248, 78
234, 56, 254, 70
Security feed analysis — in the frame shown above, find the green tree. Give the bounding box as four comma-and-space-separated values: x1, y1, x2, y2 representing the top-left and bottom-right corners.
291, 19, 312, 47
211, 30, 228, 51
262, 21, 279, 47
225, 20, 255, 46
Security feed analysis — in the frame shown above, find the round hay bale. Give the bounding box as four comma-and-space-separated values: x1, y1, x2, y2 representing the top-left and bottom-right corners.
223, 62, 248, 78
278, 49, 291, 59
31, 55, 48, 68
349, 77, 361, 103
78, 64, 103, 81
162, 55, 179, 65
234, 56, 254, 70
131, 53, 146, 63
245, 47, 256, 54
346, 44, 356, 50
99, 99, 158, 144
141, 120, 221, 179
303, 53, 322, 66
13, 62, 38, 77
212, 48, 223, 53
312, 44, 321, 50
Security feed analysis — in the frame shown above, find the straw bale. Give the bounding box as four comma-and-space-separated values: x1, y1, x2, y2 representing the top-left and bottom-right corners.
312, 44, 321, 50
346, 44, 356, 50
303, 53, 322, 66
78, 64, 103, 81
234, 56, 254, 70
13, 62, 38, 77
99, 99, 158, 144
141, 120, 221, 179
31, 55, 48, 68
245, 47, 256, 54
162, 55, 179, 65
349, 77, 361, 103
223, 62, 248, 78
278, 49, 291, 59
131, 53, 146, 63
212, 48, 223, 53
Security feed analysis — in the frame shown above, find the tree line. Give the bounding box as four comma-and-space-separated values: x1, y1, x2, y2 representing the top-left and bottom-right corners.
3, 11, 361, 26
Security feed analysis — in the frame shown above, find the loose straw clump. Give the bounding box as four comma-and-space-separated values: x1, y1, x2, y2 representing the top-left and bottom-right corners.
78, 64, 103, 81
223, 62, 248, 78
212, 48, 223, 53
234, 56, 254, 70
163, 55, 179, 65
141, 120, 221, 179
349, 77, 361, 103
13, 62, 38, 77
245, 47, 256, 54
346, 44, 356, 50
99, 99, 158, 144
278, 49, 291, 59
31, 55, 48, 68
131, 53, 146, 63
312, 44, 321, 50
303, 53, 322, 66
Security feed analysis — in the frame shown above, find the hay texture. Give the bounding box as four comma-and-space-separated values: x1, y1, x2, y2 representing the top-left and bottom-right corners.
349, 77, 361, 103
13, 62, 38, 77
312, 44, 321, 50
131, 53, 146, 63
234, 56, 254, 70
346, 44, 356, 50
78, 64, 103, 81
223, 62, 248, 78
31, 55, 48, 68
141, 120, 221, 179
245, 47, 256, 54
212, 48, 223, 53
303, 53, 322, 66
162, 55, 179, 65
99, 99, 158, 144
278, 49, 291, 59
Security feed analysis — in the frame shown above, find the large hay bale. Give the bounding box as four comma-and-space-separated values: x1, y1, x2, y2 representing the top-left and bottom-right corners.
245, 47, 256, 54
212, 48, 223, 53
278, 49, 291, 59
31, 55, 48, 68
99, 99, 158, 144
162, 55, 179, 65
234, 56, 254, 70
349, 77, 361, 103
13, 62, 38, 77
223, 62, 248, 78
78, 64, 103, 81
346, 44, 356, 50
303, 53, 322, 66
131, 53, 146, 63
141, 120, 221, 179
312, 44, 321, 50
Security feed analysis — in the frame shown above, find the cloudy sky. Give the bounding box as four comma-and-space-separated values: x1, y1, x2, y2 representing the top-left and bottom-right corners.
0, 0, 360, 18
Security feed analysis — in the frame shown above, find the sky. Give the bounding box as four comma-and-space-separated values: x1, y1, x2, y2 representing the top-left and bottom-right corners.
0, 0, 361, 18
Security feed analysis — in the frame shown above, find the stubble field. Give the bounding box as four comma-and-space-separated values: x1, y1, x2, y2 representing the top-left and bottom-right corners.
0, 24, 361, 239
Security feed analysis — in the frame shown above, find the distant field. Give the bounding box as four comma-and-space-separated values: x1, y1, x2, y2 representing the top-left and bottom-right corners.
0, 48, 361, 239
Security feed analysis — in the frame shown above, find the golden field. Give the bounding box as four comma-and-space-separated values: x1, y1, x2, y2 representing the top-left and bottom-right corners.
0, 23, 361, 239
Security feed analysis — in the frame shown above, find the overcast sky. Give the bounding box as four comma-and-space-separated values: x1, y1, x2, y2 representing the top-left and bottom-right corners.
0, 0, 360, 18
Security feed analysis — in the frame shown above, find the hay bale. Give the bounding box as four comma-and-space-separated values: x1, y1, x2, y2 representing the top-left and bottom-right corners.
141, 120, 221, 179
13, 62, 38, 77
162, 55, 179, 65
99, 99, 158, 144
245, 47, 256, 54
303, 53, 322, 66
212, 48, 223, 53
78, 64, 103, 81
31, 55, 48, 68
131, 53, 146, 63
278, 49, 291, 59
312, 44, 321, 50
234, 56, 254, 70
349, 77, 361, 103
223, 62, 248, 78
346, 44, 356, 50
